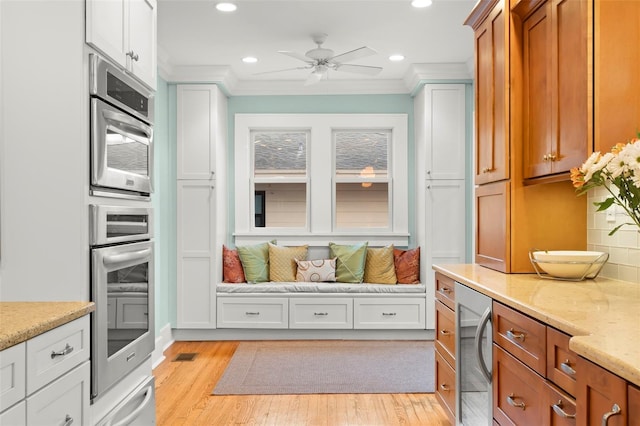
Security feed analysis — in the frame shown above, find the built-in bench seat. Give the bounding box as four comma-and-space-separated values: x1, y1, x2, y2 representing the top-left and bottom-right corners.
215, 282, 427, 331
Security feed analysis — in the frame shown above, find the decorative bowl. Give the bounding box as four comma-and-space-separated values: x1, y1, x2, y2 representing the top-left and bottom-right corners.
529, 250, 609, 280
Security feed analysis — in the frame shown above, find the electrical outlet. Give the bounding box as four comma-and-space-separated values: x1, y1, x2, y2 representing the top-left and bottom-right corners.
606, 205, 616, 222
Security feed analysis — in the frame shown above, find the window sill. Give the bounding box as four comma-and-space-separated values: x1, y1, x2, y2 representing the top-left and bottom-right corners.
233, 232, 410, 248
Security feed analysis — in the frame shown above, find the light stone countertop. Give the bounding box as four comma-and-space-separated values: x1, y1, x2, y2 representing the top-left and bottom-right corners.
0, 301, 95, 351
433, 264, 640, 386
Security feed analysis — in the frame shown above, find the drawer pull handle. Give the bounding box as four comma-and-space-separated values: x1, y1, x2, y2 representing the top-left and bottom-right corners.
560, 360, 576, 376
439, 383, 450, 391
245, 312, 260, 316
382, 312, 396, 316
440, 329, 451, 336
507, 393, 526, 410
602, 404, 621, 426
314, 312, 328, 316
439, 287, 451, 294
506, 328, 526, 342
552, 400, 576, 419
62, 414, 74, 426
51, 343, 74, 359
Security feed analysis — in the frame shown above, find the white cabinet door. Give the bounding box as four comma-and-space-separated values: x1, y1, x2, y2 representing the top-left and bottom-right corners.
128, 0, 157, 89
177, 181, 217, 328
26, 362, 90, 426
423, 84, 467, 180
86, 0, 128, 68
289, 298, 353, 329
0, 343, 26, 412
217, 297, 289, 329
86, 0, 157, 90
0, 401, 25, 425
177, 85, 224, 180
353, 298, 426, 329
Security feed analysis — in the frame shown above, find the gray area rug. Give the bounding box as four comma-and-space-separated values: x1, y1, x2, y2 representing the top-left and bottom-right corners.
212, 340, 434, 395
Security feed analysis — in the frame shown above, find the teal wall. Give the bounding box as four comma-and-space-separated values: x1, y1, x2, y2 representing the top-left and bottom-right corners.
226, 94, 416, 247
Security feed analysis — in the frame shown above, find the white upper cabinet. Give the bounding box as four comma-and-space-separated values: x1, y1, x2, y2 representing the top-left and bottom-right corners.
177, 85, 227, 180
86, 0, 157, 90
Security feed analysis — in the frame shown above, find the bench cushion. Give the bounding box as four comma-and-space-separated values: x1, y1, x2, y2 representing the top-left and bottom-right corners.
217, 282, 426, 294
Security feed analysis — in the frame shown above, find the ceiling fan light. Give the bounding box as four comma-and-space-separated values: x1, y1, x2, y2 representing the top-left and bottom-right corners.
389, 54, 405, 62
411, 0, 432, 8
215, 2, 237, 12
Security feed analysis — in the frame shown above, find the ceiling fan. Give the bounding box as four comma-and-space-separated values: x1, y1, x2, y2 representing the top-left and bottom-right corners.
258, 33, 383, 86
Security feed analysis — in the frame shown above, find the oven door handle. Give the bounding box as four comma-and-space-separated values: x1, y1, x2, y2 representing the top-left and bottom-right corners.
103, 248, 152, 268
103, 109, 152, 139
474, 306, 492, 383
106, 385, 154, 426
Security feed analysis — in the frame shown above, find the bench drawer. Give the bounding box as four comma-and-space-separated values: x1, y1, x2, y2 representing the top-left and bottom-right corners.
353, 297, 425, 329
290, 298, 353, 329
217, 297, 288, 328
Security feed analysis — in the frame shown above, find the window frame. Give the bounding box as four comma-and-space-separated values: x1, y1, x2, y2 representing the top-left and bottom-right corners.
234, 113, 409, 247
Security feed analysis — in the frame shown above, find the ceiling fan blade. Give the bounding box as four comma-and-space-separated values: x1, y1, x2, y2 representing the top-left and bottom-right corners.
335, 64, 383, 76
254, 66, 313, 75
329, 46, 377, 64
304, 71, 324, 86
278, 50, 313, 63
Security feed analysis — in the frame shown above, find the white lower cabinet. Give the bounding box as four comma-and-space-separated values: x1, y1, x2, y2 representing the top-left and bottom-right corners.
289, 298, 353, 329
0, 316, 91, 425
354, 298, 426, 329
26, 361, 90, 426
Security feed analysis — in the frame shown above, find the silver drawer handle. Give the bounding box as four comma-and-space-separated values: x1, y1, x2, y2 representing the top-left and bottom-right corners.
439, 383, 450, 391
506, 328, 526, 342
51, 343, 74, 359
126, 50, 139, 61
552, 400, 576, 419
440, 329, 451, 335
314, 312, 328, 316
560, 360, 576, 376
438, 287, 452, 294
245, 312, 260, 316
382, 312, 396, 316
602, 404, 621, 426
507, 393, 526, 410
63, 414, 74, 426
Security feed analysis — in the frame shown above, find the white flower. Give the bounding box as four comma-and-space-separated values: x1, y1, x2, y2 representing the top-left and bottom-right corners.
580, 151, 600, 174
606, 153, 627, 178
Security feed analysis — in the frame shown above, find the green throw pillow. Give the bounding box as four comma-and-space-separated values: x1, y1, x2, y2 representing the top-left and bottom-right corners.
237, 240, 276, 283
329, 242, 368, 283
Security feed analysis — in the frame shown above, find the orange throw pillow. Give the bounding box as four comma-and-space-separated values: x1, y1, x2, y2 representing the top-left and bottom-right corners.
223, 245, 246, 283
393, 247, 420, 284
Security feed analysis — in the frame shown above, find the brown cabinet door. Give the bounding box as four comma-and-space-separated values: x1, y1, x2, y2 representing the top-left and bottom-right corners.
435, 300, 455, 367
629, 383, 640, 426
435, 350, 456, 425
474, 0, 509, 185
576, 356, 627, 425
493, 344, 546, 426
546, 326, 578, 397
435, 272, 455, 310
475, 180, 509, 272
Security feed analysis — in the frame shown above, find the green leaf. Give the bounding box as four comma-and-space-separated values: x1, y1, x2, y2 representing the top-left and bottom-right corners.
608, 222, 633, 236
595, 197, 615, 211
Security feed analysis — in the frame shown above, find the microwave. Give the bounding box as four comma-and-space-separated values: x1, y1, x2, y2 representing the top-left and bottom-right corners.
90, 54, 154, 199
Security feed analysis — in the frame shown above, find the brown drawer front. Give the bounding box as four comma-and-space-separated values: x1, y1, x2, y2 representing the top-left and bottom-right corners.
435, 272, 455, 310
629, 384, 640, 426
435, 300, 455, 366
435, 350, 455, 425
493, 301, 546, 375
493, 344, 545, 426
545, 381, 577, 426
547, 327, 577, 397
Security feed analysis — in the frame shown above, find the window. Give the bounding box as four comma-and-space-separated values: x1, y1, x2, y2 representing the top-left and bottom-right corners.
235, 114, 408, 246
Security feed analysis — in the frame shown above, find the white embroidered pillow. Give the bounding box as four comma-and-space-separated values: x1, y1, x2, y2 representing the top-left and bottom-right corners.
295, 258, 337, 282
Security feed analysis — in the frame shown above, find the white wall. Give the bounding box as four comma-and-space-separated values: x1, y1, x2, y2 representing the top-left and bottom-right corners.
587, 186, 640, 282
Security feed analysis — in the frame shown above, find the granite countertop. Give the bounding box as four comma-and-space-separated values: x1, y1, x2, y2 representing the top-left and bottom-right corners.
433, 264, 640, 387
0, 302, 95, 351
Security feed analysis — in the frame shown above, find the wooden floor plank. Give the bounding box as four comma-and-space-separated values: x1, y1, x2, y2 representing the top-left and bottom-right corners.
154, 340, 451, 425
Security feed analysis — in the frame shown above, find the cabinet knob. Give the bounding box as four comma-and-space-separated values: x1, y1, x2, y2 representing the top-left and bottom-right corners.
439, 383, 450, 391
127, 50, 140, 61
481, 167, 493, 174
548, 153, 557, 161
543, 154, 549, 161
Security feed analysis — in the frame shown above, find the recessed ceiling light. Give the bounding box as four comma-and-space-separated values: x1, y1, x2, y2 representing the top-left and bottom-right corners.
216, 2, 237, 12
242, 56, 258, 63
389, 54, 405, 62
411, 0, 433, 8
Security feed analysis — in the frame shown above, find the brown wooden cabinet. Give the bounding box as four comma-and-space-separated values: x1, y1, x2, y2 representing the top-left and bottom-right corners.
434, 272, 456, 424
467, 0, 510, 185
517, 0, 589, 180
576, 356, 627, 425
629, 383, 640, 426
594, 0, 640, 153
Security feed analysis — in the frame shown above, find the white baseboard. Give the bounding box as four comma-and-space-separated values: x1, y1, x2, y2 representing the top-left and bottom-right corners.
152, 323, 175, 369
172, 328, 435, 341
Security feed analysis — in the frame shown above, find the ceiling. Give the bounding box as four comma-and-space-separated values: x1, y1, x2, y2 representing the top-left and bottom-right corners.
157, 0, 477, 95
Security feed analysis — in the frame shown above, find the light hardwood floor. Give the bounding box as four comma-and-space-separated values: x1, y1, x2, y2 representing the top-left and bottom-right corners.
154, 340, 451, 426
